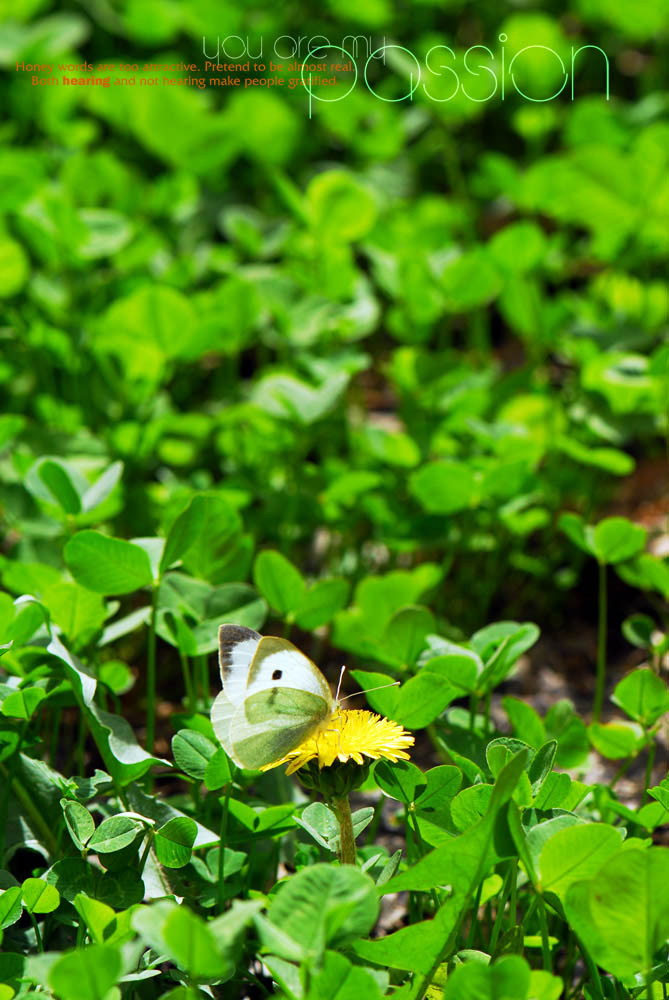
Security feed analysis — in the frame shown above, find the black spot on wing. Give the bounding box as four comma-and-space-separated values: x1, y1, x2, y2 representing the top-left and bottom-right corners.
272, 669, 282, 680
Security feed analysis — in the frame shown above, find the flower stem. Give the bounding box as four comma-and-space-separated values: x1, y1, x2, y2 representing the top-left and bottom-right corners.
331, 794, 356, 865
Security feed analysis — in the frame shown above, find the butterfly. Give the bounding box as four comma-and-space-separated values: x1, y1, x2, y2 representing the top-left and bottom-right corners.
211, 623, 337, 770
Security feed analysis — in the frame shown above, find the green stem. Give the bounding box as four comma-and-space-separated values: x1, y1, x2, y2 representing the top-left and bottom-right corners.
49, 709, 62, 768
610, 756, 633, 791
217, 785, 231, 914
509, 859, 517, 929
538, 895, 552, 972
198, 655, 209, 710
465, 879, 484, 949
179, 652, 195, 713
489, 865, 513, 955
643, 739, 656, 803
138, 831, 154, 876
365, 795, 385, 846
594, 561, 607, 722
146, 584, 158, 757
29, 911, 44, 952
76, 711, 86, 775
469, 693, 478, 733
483, 690, 492, 737
331, 795, 356, 865
577, 934, 605, 1000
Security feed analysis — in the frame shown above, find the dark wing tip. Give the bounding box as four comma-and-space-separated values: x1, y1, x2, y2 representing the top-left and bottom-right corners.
218, 624, 262, 677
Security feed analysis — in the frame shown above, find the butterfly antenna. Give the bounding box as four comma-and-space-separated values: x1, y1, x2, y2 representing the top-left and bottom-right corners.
339, 680, 400, 702
335, 664, 346, 702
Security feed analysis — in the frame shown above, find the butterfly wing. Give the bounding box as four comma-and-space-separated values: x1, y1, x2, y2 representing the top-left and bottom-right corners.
210, 689, 236, 759
214, 628, 334, 769
218, 624, 262, 705
245, 636, 333, 705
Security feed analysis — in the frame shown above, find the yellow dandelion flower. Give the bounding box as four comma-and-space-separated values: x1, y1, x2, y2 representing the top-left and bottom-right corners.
261, 709, 414, 776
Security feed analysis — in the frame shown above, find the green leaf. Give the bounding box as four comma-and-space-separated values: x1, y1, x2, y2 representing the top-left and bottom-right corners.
422, 647, 482, 696
538, 822, 623, 900
473, 622, 540, 692
439, 247, 502, 311
80, 462, 123, 514
381, 606, 435, 669
46, 860, 96, 904
65, 531, 153, 595
444, 954, 531, 1000
42, 582, 106, 644
451, 784, 494, 832
544, 699, 590, 769
352, 911, 451, 975
503, 696, 546, 748
381, 749, 529, 895
253, 550, 306, 617
409, 460, 478, 515
171, 730, 217, 781
295, 803, 374, 853
611, 667, 669, 727
564, 847, 669, 980
392, 669, 458, 729
21, 878, 60, 914
88, 816, 143, 854
73, 895, 117, 945
305, 950, 382, 1000
593, 516, 647, 564
558, 512, 595, 557
96, 284, 197, 371
0, 236, 29, 297
126, 784, 218, 852
49, 944, 122, 1000
61, 799, 95, 850
617, 553, 669, 599
160, 495, 208, 574
1, 686, 46, 720
294, 578, 350, 630
154, 817, 197, 868
263, 864, 378, 961
35, 459, 82, 515
621, 613, 657, 650
374, 759, 427, 805
0, 887, 22, 930
488, 221, 547, 273
178, 494, 245, 585
0, 595, 49, 647
414, 766, 462, 828
252, 371, 349, 425
528, 740, 558, 796
86, 702, 167, 784
162, 905, 229, 980
307, 170, 377, 242
349, 670, 400, 717
649, 776, 669, 812
204, 749, 232, 790
588, 720, 645, 759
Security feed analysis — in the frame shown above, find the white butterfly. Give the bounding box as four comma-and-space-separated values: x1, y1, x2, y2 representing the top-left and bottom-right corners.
211, 624, 337, 770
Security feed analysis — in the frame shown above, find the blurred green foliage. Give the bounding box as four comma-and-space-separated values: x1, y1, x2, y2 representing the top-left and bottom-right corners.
1, 3, 669, 997
2, 0, 668, 634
